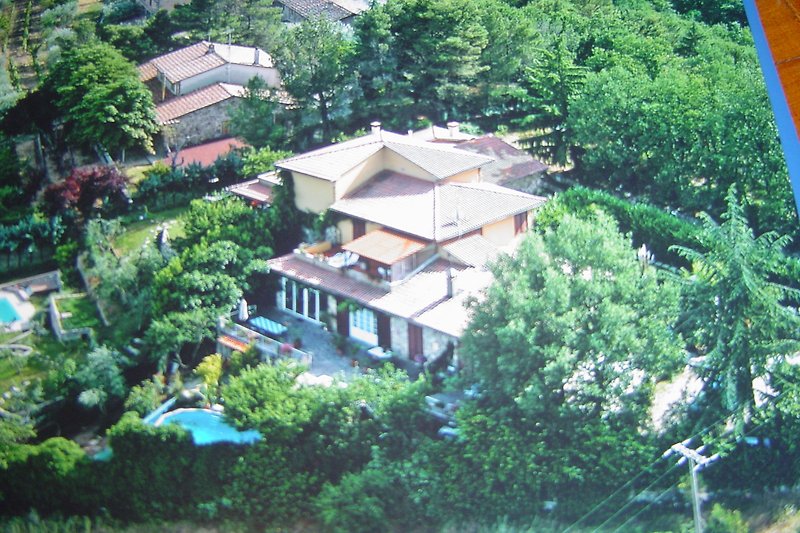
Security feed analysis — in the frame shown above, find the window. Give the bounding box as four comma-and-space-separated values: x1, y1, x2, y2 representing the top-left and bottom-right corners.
514, 212, 529, 235
277, 278, 320, 322
349, 307, 378, 345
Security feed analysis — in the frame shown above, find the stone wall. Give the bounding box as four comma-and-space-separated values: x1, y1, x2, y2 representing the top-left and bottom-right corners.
171, 99, 240, 147
422, 327, 456, 360
390, 316, 410, 359
388, 316, 458, 362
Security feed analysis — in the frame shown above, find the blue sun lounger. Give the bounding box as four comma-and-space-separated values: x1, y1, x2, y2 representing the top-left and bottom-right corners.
248, 316, 288, 339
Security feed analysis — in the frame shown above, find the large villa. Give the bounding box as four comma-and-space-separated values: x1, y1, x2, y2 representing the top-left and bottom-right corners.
262, 123, 547, 367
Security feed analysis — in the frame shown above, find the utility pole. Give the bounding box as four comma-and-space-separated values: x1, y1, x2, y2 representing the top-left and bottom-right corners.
665, 441, 720, 533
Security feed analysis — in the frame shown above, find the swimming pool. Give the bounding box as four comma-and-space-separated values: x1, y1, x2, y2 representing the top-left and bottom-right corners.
154, 408, 261, 445
0, 297, 21, 324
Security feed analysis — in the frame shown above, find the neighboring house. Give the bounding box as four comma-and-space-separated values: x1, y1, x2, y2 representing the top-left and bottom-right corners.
138, 41, 280, 102
455, 135, 549, 194
137, 0, 189, 14
155, 83, 245, 145
411, 122, 477, 144
139, 41, 281, 147
274, 0, 368, 24
162, 137, 248, 168
413, 123, 549, 193
266, 123, 547, 367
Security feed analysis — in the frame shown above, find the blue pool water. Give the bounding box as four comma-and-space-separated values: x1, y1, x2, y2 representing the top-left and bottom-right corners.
0, 297, 20, 324
155, 408, 261, 445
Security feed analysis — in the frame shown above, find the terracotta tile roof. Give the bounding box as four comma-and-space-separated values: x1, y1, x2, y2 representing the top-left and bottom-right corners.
155, 83, 244, 124
162, 137, 248, 168
278, 0, 355, 20
139, 61, 158, 82
441, 234, 499, 268
138, 41, 275, 84
331, 172, 547, 241
457, 136, 548, 185
413, 267, 493, 337
342, 229, 428, 265
268, 254, 389, 303
268, 254, 486, 337
228, 178, 275, 205
276, 130, 493, 181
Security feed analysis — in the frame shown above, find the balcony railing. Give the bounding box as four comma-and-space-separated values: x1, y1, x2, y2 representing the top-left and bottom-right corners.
217, 318, 312, 367
294, 241, 392, 290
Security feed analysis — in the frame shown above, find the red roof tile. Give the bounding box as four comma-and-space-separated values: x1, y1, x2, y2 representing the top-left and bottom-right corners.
155, 83, 244, 124
228, 178, 275, 205
163, 137, 248, 168
268, 254, 389, 303
457, 136, 548, 185
342, 229, 428, 265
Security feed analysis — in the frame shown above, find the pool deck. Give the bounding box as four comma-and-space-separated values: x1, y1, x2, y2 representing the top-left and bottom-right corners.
0, 290, 36, 332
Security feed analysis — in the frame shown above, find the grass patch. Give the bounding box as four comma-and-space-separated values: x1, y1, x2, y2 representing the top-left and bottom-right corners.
0, 354, 40, 389
0, 314, 89, 391
126, 164, 155, 187
57, 295, 101, 330
113, 206, 188, 256
77, 0, 102, 14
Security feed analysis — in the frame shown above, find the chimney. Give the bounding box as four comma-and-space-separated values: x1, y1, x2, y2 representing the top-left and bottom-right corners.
207, 43, 215, 54
370, 121, 381, 135
445, 267, 454, 298
254, 48, 260, 65
447, 121, 460, 138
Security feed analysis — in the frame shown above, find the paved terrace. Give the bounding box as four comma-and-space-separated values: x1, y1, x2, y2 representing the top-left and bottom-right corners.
257, 307, 422, 380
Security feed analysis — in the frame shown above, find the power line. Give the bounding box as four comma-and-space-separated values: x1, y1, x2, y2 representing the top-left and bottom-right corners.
610, 480, 682, 533
563, 454, 670, 533
590, 460, 684, 533
564, 408, 744, 532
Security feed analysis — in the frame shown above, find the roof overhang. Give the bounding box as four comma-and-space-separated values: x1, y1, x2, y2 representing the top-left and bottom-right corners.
341, 229, 428, 265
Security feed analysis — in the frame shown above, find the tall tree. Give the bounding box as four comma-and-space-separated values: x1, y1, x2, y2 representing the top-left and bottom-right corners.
387, 0, 488, 122
45, 42, 159, 158
229, 77, 288, 149
276, 16, 355, 142
672, 189, 800, 425
454, 213, 684, 515
350, 3, 413, 129
515, 38, 585, 166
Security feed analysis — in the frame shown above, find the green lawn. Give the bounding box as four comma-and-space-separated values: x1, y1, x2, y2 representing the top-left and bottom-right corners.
0, 355, 40, 388
113, 206, 188, 257
0, 323, 89, 391
57, 295, 101, 330
125, 164, 156, 187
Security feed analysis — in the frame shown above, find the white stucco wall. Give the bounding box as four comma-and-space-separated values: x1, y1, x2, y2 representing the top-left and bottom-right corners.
293, 171, 336, 213
482, 217, 516, 247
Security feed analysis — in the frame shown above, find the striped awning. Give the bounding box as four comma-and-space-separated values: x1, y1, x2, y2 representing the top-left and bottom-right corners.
218, 335, 249, 352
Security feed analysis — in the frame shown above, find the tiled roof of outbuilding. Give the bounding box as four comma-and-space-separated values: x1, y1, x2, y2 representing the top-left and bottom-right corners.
279, 0, 353, 20
138, 41, 274, 84
441, 234, 500, 268
456, 136, 548, 185
154, 83, 244, 124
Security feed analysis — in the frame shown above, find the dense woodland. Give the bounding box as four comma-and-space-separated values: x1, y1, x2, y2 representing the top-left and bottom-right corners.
0, 0, 799, 531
